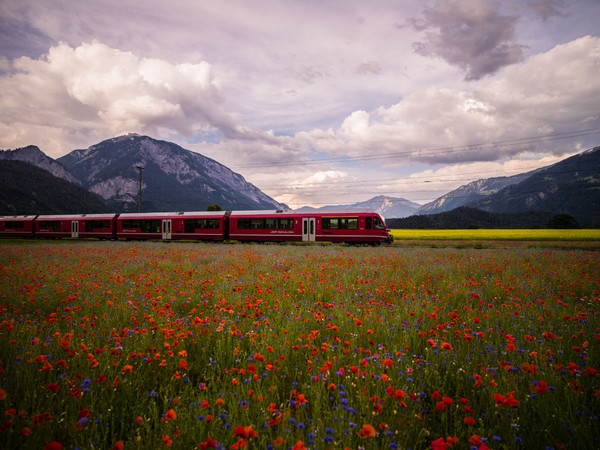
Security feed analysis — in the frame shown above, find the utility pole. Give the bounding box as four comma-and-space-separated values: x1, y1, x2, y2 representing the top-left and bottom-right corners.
136, 166, 144, 213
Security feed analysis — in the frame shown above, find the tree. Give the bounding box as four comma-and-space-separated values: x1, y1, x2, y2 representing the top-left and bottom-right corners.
546, 213, 580, 229
207, 204, 222, 211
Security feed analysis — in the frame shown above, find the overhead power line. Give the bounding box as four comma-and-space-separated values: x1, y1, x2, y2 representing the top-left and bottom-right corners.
229, 127, 600, 169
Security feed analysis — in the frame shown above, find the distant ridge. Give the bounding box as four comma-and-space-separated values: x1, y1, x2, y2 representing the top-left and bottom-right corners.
298, 195, 419, 219
412, 145, 600, 227
467, 146, 600, 226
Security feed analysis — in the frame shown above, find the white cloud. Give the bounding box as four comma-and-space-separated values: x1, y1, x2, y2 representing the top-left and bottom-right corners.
302, 36, 600, 165
0, 41, 269, 156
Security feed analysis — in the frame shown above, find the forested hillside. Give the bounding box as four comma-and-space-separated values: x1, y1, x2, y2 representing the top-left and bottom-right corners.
0, 160, 110, 215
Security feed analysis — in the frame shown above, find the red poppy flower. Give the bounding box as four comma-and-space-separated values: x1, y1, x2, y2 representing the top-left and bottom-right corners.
44, 443, 62, 450
357, 424, 376, 438
233, 425, 258, 440
198, 436, 218, 449
231, 438, 247, 449
162, 434, 172, 446
161, 409, 177, 422
431, 437, 447, 450
469, 435, 482, 446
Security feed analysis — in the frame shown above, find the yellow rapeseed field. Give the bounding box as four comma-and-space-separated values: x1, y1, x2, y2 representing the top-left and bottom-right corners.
390, 229, 600, 241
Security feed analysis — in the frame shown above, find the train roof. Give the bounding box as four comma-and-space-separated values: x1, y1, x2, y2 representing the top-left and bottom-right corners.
117, 211, 227, 218
229, 209, 378, 216
0, 215, 38, 220
36, 214, 118, 220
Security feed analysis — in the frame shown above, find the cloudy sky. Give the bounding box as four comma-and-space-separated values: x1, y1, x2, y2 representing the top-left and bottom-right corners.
1, 0, 599, 208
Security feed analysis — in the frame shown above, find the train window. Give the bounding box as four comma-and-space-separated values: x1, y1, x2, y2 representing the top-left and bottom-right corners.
184, 219, 220, 232
141, 220, 161, 233
38, 221, 61, 231
322, 217, 358, 230
5, 221, 24, 229
237, 217, 294, 230
122, 219, 161, 233
85, 220, 110, 232
365, 217, 372, 229
373, 217, 384, 230
322, 218, 337, 229
279, 218, 293, 229
122, 220, 139, 230
237, 218, 264, 229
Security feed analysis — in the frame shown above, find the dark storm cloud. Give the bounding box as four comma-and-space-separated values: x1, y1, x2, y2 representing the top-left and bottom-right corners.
409, 0, 524, 80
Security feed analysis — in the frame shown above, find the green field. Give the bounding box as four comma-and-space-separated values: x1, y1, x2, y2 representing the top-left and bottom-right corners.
0, 241, 598, 449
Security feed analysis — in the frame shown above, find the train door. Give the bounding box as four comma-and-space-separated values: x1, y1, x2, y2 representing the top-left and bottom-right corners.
162, 219, 172, 240
302, 217, 315, 242
71, 221, 79, 238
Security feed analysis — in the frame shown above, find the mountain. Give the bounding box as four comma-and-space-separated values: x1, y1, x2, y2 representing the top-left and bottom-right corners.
468, 146, 600, 227
0, 160, 111, 215
297, 195, 420, 219
0, 145, 80, 185
58, 134, 287, 212
415, 170, 539, 215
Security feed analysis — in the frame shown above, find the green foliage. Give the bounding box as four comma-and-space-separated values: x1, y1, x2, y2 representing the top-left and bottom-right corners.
547, 213, 580, 229
206, 204, 222, 211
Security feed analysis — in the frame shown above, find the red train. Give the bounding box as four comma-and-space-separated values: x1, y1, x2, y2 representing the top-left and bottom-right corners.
0, 209, 393, 244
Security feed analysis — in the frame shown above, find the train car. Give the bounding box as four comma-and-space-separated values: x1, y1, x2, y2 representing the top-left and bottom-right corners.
73, 214, 118, 239
116, 211, 227, 240
229, 209, 392, 244
229, 210, 301, 242
0, 215, 37, 238
34, 214, 117, 239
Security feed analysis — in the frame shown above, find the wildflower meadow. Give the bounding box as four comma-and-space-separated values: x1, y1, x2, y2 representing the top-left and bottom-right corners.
0, 241, 598, 449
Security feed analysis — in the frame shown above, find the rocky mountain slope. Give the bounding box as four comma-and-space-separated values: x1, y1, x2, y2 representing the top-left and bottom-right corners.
0, 145, 80, 185
58, 134, 286, 212
415, 171, 539, 215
